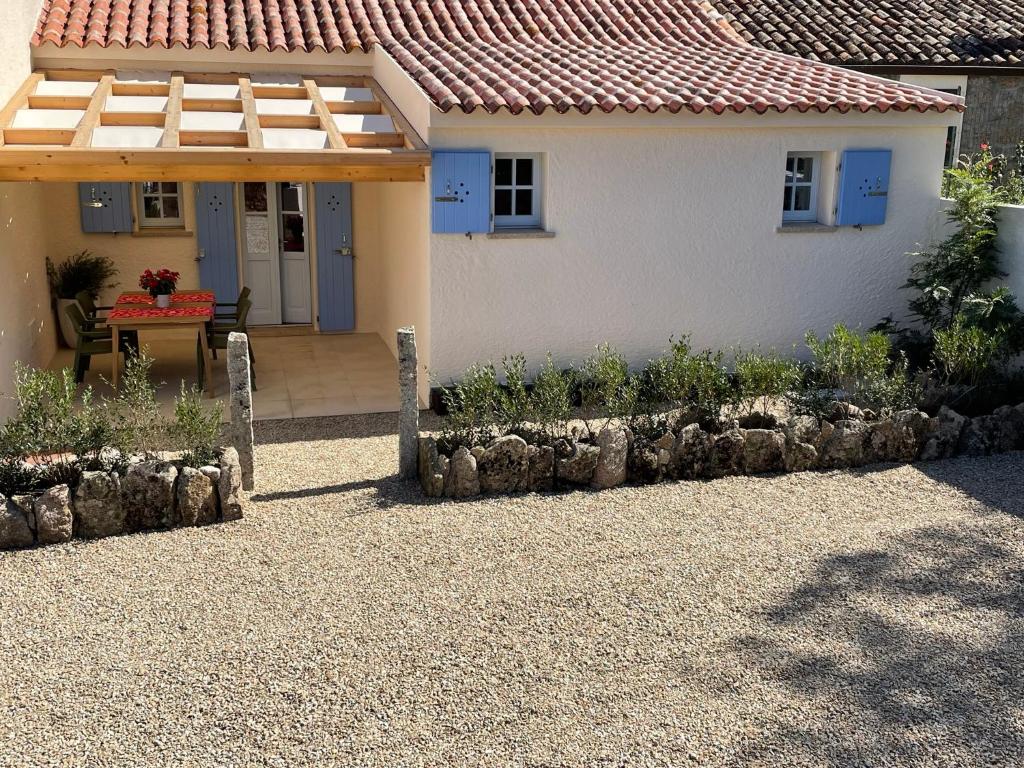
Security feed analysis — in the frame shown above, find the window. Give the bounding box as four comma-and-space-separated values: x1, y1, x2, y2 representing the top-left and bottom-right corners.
782, 153, 820, 223
137, 182, 183, 228
493, 154, 541, 228
936, 87, 962, 169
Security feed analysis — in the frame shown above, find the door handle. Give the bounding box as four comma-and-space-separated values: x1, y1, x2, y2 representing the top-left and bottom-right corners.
196, 248, 206, 262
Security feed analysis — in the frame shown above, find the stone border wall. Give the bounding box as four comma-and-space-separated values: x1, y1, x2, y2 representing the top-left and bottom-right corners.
0, 447, 244, 551
418, 404, 1019, 498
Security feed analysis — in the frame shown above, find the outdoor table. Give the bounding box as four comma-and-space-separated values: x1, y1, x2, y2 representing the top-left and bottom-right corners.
106, 291, 216, 394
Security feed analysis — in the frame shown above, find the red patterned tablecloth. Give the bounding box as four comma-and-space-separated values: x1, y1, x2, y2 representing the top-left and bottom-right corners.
107, 306, 213, 320
116, 291, 216, 305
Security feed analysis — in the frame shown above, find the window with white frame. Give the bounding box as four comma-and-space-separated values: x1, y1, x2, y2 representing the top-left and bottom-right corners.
137, 182, 184, 228
782, 152, 820, 223
493, 154, 541, 228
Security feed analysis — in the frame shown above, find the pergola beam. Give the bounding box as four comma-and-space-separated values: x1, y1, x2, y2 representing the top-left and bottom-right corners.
161, 73, 184, 148
71, 74, 114, 147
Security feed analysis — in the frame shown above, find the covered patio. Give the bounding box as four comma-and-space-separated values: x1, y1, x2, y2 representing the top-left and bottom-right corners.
48, 330, 400, 420
3, 66, 429, 419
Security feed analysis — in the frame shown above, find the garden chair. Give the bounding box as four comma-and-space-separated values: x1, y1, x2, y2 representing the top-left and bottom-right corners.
198, 297, 256, 391
64, 303, 138, 384
75, 290, 139, 350
210, 286, 251, 360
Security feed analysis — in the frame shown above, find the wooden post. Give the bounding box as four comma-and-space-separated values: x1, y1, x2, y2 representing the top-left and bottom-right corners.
227, 331, 255, 491
397, 326, 419, 479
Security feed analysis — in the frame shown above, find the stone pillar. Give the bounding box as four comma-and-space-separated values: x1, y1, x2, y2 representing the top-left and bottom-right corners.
227, 331, 255, 491
397, 326, 419, 479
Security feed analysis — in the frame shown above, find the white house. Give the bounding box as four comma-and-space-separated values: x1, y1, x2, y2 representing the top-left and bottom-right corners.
0, 0, 962, 418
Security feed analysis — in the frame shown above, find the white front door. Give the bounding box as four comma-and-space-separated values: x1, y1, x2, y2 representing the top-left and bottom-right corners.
278, 183, 312, 324
242, 182, 282, 326
241, 182, 313, 326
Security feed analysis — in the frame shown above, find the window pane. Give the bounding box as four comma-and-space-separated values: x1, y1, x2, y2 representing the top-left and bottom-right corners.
161, 182, 178, 194
783, 185, 792, 211
793, 185, 812, 211
515, 158, 533, 185
495, 158, 513, 186
244, 183, 267, 212
785, 156, 795, 179
143, 197, 161, 218
944, 126, 957, 168
494, 189, 512, 216
281, 213, 304, 251
515, 189, 533, 216
163, 196, 180, 219
795, 157, 813, 183
280, 183, 300, 211
142, 182, 160, 195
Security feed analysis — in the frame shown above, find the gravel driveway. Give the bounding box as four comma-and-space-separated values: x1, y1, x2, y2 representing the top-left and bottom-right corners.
2, 414, 1023, 767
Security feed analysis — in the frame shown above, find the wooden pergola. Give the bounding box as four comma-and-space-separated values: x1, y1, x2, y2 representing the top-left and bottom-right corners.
0, 70, 430, 182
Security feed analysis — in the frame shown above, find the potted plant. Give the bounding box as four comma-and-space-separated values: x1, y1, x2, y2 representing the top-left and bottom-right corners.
46, 251, 118, 347
139, 268, 180, 308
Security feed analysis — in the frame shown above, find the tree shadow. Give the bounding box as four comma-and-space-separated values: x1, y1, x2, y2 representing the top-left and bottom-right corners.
733, 499, 1024, 765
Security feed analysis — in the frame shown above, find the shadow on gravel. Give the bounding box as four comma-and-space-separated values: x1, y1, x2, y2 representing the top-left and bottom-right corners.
733, 502, 1024, 765
250, 475, 426, 510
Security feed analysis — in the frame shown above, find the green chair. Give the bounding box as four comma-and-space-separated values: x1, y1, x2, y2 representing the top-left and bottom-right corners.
75, 291, 139, 352
199, 297, 256, 390
214, 286, 252, 322
64, 303, 137, 384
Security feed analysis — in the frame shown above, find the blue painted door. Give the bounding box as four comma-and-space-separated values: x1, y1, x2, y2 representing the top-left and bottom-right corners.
195, 182, 240, 303
315, 182, 355, 332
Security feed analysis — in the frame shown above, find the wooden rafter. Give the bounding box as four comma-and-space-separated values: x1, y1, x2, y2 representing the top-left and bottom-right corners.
368, 79, 427, 151
238, 77, 264, 149
161, 73, 184, 148
0, 72, 45, 147
71, 74, 114, 147
304, 78, 347, 150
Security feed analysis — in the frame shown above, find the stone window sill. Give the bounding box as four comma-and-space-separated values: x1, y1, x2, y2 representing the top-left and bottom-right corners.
776, 222, 838, 234
132, 227, 193, 238
487, 228, 556, 239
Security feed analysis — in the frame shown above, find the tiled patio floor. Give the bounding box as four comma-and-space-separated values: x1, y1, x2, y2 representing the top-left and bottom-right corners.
49, 331, 400, 420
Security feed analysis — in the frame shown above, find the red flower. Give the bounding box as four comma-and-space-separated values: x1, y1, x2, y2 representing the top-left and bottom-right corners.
980, 142, 990, 151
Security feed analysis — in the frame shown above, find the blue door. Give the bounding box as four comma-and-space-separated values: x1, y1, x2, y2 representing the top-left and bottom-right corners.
195, 182, 240, 302
315, 182, 355, 331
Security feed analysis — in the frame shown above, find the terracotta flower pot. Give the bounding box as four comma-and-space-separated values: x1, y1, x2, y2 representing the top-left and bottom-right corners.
56, 298, 82, 348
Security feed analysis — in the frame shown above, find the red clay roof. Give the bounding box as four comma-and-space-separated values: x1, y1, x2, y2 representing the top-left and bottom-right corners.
32, 0, 963, 116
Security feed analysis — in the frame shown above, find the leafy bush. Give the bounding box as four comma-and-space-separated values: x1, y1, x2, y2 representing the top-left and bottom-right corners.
439, 363, 502, 449
575, 343, 630, 436
664, 337, 733, 430
172, 383, 223, 467
802, 324, 918, 414
933, 317, 1005, 388
528, 355, 572, 443
0, 365, 109, 491
733, 347, 802, 417
496, 355, 530, 437
46, 250, 118, 300
104, 351, 166, 458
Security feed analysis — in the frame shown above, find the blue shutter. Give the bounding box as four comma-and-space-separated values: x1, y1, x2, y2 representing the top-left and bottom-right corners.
431, 150, 491, 233
836, 149, 892, 227
315, 182, 355, 332
195, 182, 240, 303
78, 182, 133, 233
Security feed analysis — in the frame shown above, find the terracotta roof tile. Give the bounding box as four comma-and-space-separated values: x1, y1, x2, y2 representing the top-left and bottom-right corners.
711, 0, 1024, 67
31, 0, 963, 115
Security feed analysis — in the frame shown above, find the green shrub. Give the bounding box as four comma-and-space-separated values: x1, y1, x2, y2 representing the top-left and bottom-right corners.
439, 363, 502, 449
528, 355, 572, 443
46, 250, 118, 300
933, 318, 1005, 387
803, 324, 918, 414
171, 383, 223, 467
0, 364, 109, 490
575, 343, 630, 436
104, 351, 167, 458
496, 354, 530, 437
733, 347, 802, 417
664, 336, 732, 430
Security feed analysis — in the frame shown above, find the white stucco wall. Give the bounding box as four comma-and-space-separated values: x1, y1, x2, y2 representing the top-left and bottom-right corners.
428, 114, 953, 382
996, 205, 1024, 301
0, 0, 57, 419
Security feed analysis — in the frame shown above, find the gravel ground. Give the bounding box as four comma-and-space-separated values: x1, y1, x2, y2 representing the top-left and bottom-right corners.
2, 414, 1024, 767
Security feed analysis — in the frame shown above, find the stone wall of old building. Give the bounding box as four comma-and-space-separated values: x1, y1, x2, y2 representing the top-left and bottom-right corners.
962, 75, 1024, 158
